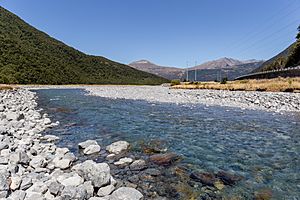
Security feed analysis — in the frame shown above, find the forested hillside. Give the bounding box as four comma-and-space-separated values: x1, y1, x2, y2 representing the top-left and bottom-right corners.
0, 6, 167, 84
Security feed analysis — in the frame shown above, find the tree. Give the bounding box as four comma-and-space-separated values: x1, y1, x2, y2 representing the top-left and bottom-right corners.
297, 25, 300, 40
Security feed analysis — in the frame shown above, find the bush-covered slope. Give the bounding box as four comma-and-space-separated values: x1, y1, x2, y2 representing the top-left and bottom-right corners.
254, 40, 300, 72
0, 6, 168, 84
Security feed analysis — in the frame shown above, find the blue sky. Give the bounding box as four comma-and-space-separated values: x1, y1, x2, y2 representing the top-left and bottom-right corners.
1, 0, 300, 68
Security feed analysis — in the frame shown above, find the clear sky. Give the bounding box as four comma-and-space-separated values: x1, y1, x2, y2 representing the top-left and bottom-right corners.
1, 0, 300, 68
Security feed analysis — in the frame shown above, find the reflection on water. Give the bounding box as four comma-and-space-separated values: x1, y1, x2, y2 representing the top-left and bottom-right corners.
35, 89, 300, 199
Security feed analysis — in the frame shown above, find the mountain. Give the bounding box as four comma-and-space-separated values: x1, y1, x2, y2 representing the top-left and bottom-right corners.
0, 6, 167, 85
183, 57, 263, 81
129, 60, 184, 80
189, 57, 259, 70
253, 41, 300, 72
129, 58, 263, 81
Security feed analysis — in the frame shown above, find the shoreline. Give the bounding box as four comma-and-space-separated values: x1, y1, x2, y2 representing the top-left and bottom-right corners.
15, 85, 300, 113
0, 88, 144, 199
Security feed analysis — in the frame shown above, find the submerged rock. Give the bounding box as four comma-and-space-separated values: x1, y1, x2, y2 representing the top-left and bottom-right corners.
216, 171, 243, 185
190, 172, 217, 186
150, 153, 180, 166
140, 139, 168, 154
130, 159, 147, 171
254, 188, 272, 200
213, 180, 225, 190
114, 157, 133, 166
144, 168, 161, 176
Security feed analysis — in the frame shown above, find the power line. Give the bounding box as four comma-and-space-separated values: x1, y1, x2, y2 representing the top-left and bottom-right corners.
186, 61, 189, 81
226, 0, 300, 53
237, 36, 296, 59
194, 61, 197, 81
234, 19, 299, 57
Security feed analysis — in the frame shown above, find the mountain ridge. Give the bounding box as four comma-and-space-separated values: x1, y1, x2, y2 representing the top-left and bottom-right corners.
253, 41, 300, 72
130, 58, 263, 81
129, 60, 184, 80
189, 57, 262, 70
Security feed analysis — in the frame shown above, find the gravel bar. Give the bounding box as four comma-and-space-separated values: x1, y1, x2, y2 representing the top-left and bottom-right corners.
85, 86, 300, 113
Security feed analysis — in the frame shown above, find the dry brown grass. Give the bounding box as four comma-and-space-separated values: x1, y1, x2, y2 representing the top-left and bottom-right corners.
171, 78, 300, 92
0, 84, 15, 90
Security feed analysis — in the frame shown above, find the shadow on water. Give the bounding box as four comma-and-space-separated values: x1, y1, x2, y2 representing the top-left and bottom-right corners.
35, 89, 300, 199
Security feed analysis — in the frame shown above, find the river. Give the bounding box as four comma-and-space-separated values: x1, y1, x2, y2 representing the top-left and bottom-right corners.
35, 88, 300, 199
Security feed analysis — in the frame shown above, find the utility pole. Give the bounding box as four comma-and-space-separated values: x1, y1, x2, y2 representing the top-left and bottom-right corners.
194, 61, 197, 81
186, 61, 189, 82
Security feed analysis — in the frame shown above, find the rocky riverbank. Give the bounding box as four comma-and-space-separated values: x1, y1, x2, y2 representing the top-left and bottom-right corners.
86, 86, 300, 113
0, 89, 144, 200
5, 87, 287, 199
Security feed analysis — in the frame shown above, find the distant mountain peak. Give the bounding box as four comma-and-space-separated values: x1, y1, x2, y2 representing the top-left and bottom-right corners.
219, 57, 237, 61
190, 57, 261, 70
129, 59, 184, 80
133, 60, 152, 64
190, 57, 242, 70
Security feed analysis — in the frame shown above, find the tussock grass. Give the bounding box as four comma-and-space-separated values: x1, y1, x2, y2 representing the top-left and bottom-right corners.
172, 78, 300, 92
0, 84, 15, 90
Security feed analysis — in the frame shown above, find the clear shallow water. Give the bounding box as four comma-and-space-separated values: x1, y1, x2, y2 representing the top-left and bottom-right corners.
35, 89, 300, 199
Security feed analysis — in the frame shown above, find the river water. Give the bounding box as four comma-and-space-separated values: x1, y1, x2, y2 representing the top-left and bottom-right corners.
35, 89, 300, 199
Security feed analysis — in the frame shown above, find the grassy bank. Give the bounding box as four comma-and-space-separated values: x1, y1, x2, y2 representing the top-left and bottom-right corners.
171, 78, 300, 92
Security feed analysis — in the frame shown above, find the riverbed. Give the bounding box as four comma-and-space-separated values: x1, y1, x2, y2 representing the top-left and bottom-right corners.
34, 88, 300, 199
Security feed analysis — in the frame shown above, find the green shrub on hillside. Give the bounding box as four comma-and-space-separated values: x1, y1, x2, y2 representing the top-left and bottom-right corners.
220, 77, 228, 84
285, 40, 300, 68
255, 26, 300, 72
170, 79, 181, 86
